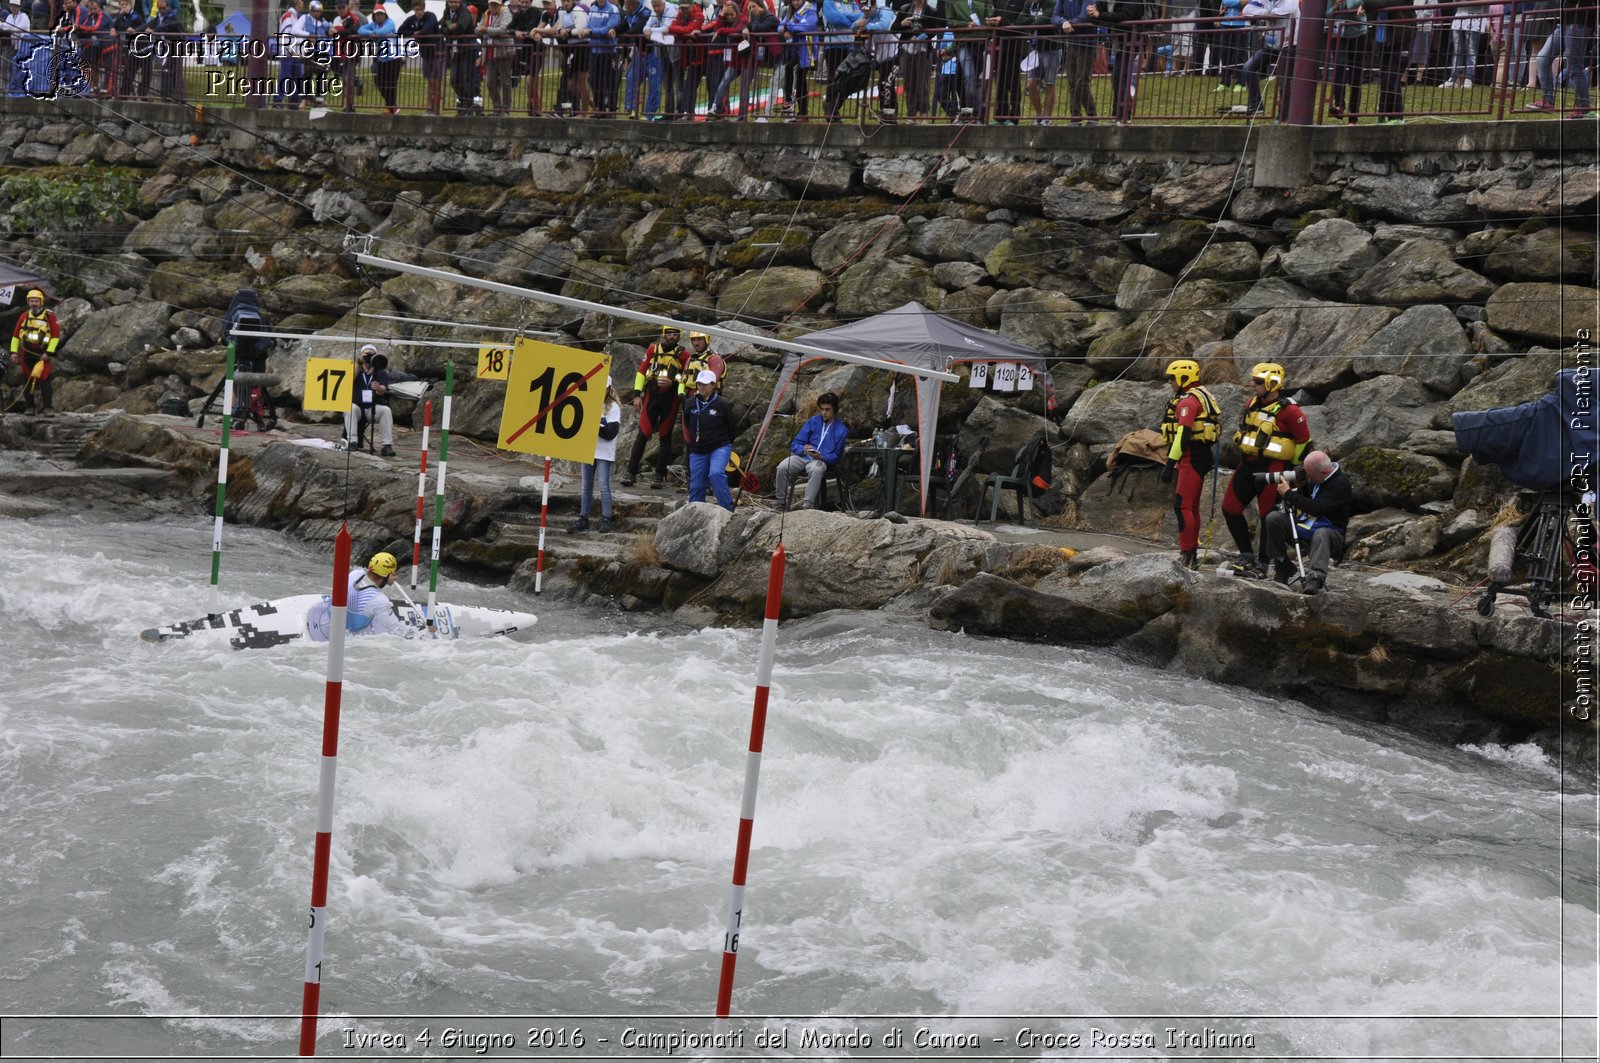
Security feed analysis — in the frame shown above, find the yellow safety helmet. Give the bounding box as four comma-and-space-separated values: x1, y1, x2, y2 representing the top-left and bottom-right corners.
1250, 362, 1286, 392
689, 331, 710, 345
1164, 359, 1201, 390
26, 288, 44, 302
661, 324, 681, 338
725, 451, 742, 474
368, 551, 398, 578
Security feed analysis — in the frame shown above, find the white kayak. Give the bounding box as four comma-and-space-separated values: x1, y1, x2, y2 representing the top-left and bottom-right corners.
141, 594, 537, 650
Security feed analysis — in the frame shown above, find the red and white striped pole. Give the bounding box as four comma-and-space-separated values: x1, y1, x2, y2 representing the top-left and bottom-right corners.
426, 364, 455, 637
300, 525, 352, 1056
534, 456, 551, 596
410, 399, 433, 591
714, 542, 787, 1019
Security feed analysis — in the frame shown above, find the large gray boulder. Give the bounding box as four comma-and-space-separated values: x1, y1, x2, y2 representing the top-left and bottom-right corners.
1085, 279, 1244, 378
716, 266, 825, 322
124, 201, 223, 261
1230, 304, 1399, 396
1350, 304, 1475, 396
1343, 172, 1472, 223
1437, 349, 1565, 427
1483, 226, 1598, 283
1041, 177, 1134, 222
908, 217, 978, 261
1306, 375, 1441, 455
1115, 264, 1175, 312
1346, 239, 1497, 306
997, 289, 1101, 358
525, 151, 592, 194
952, 161, 1056, 210
1281, 218, 1382, 299
654, 502, 739, 579
1231, 278, 1322, 321
835, 258, 941, 317
1061, 380, 1167, 445
60, 302, 173, 372
1486, 283, 1600, 344
1340, 447, 1458, 510
930, 571, 1147, 644
813, 216, 910, 274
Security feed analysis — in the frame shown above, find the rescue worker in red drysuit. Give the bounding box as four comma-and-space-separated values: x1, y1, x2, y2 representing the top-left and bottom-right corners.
1222, 360, 1312, 576
623, 369, 682, 488
1158, 357, 1220, 571
9, 289, 60, 416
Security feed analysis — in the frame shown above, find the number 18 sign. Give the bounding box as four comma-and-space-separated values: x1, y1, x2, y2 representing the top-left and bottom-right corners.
496, 337, 612, 464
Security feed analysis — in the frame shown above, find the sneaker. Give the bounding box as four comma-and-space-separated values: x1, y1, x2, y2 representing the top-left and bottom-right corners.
800, 500, 815, 510
649, 478, 665, 489
1302, 574, 1325, 596
620, 474, 636, 486
1232, 84, 1243, 94
1377, 117, 1405, 125
568, 517, 590, 533
1567, 109, 1600, 119
1525, 99, 1555, 112
599, 517, 612, 533
1439, 78, 1456, 88
1213, 84, 1228, 92
380, 444, 396, 457
1463, 79, 1472, 88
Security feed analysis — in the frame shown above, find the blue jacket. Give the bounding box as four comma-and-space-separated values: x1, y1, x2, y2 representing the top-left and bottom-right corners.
790, 413, 849, 466
821, 0, 892, 46
778, 1, 819, 66
1052, 0, 1093, 25
588, 0, 622, 52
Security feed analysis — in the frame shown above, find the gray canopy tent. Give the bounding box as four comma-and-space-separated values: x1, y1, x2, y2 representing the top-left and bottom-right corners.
752, 302, 1053, 516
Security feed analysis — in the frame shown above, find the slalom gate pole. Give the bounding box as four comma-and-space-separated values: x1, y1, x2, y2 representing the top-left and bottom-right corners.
208, 342, 237, 612
411, 399, 433, 591
714, 543, 787, 1019
535, 457, 551, 595
426, 364, 454, 638
299, 525, 351, 1057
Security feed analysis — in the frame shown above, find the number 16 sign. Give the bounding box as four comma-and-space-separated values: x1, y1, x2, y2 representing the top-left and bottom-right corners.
496, 338, 612, 464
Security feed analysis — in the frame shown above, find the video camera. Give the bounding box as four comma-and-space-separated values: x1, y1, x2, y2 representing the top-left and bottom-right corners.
1252, 467, 1306, 489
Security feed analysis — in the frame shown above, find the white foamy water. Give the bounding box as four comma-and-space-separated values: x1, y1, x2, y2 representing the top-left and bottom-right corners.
1, 515, 1595, 1060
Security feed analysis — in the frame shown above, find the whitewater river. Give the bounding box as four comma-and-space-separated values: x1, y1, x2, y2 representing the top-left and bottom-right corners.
1, 514, 1595, 1061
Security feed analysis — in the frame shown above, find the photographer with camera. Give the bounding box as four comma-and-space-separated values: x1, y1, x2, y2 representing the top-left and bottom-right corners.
1157, 358, 1221, 571
1223, 361, 1310, 577
1260, 450, 1351, 596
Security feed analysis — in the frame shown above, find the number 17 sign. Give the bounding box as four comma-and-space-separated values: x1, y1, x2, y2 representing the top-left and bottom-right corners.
496, 337, 612, 464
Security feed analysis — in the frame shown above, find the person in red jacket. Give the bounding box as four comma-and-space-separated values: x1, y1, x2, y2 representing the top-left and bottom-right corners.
669, 0, 704, 118
9, 289, 60, 416
1223, 360, 1311, 576
1157, 357, 1220, 571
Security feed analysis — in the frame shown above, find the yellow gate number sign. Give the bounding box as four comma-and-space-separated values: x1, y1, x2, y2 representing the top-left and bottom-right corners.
477, 345, 512, 381
496, 338, 612, 464
303, 357, 356, 412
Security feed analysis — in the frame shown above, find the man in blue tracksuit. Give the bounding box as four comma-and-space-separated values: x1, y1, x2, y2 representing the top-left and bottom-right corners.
683, 369, 737, 511
774, 390, 849, 510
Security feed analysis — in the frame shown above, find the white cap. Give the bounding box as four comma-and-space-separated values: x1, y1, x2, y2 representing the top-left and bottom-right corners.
696, 369, 717, 385
359, 343, 378, 355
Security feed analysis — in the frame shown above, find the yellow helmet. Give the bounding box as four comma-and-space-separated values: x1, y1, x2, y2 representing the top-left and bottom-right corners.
1250, 362, 1286, 392
661, 324, 681, 338
1164, 359, 1201, 390
26, 288, 44, 302
368, 552, 398, 578
689, 331, 710, 345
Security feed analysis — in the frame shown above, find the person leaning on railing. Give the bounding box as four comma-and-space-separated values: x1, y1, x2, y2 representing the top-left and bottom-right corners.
776, 0, 817, 118
399, 0, 443, 113
552, 0, 592, 114
1088, 0, 1154, 124
440, 0, 480, 113
668, 0, 702, 117
1326, 0, 1366, 122
1362, 0, 1416, 124
147, 0, 180, 98
585, 0, 622, 115
618, 0, 649, 116
477, 0, 513, 113
986, 0, 1028, 123
893, 0, 943, 117
1053, 0, 1098, 123
639, 0, 676, 119
1524, 0, 1595, 116
361, 2, 404, 113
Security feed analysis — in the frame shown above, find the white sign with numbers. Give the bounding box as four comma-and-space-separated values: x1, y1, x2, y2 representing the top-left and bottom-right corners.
1018, 363, 1035, 391
969, 362, 990, 389
992, 362, 1018, 393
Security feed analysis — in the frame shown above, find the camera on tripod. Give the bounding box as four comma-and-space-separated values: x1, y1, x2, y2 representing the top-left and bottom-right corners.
1252, 468, 1305, 488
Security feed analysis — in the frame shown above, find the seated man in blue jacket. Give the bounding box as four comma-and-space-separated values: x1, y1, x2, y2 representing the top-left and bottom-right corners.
775, 390, 849, 510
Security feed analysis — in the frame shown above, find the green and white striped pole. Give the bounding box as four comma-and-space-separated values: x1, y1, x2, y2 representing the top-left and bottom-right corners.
425, 362, 454, 639
209, 342, 237, 611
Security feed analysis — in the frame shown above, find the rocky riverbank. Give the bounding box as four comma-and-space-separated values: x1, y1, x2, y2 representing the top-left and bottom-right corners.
0, 106, 1594, 765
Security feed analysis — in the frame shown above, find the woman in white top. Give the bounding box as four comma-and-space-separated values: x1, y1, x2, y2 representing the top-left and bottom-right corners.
571, 382, 623, 533
1443, 2, 1486, 87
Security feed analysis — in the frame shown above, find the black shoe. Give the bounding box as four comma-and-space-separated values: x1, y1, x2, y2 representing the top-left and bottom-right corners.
649, 479, 665, 489
1272, 561, 1293, 585
1302, 574, 1325, 595
599, 517, 612, 533
380, 444, 396, 457
620, 474, 636, 486
568, 517, 590, 533
1179, 550, 1198, 571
